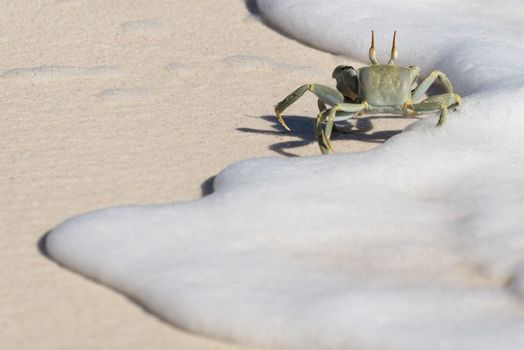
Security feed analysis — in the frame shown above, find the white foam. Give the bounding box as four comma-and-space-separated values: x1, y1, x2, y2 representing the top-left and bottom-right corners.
47, 1, 524, 349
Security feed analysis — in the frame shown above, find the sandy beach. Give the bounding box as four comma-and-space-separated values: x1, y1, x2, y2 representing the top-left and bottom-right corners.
1, 1, 418, 349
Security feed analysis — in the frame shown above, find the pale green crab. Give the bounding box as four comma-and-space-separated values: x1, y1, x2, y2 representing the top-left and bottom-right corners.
275, 31, 461, 154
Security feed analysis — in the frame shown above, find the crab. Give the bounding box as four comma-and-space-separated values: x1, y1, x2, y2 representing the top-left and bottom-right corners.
275, 31, 461, 154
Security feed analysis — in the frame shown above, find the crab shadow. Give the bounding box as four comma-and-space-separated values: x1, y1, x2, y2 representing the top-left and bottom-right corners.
238, 115, 409, 157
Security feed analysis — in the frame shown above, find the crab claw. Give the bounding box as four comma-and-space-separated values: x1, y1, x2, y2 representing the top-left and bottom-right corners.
275, 107, 291, 131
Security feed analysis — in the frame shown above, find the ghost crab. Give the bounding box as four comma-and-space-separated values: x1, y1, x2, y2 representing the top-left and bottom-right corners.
275, 31, 461, 154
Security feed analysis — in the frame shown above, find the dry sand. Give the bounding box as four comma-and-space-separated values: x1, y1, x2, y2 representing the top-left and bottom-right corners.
1, 1, 414, 349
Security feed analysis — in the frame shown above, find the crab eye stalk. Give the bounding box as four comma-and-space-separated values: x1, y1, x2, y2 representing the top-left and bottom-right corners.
388, 31, 398, 65
369, 30, 379, 65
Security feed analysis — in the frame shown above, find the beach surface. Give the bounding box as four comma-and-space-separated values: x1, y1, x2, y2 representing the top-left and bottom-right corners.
0, 1, 410, 349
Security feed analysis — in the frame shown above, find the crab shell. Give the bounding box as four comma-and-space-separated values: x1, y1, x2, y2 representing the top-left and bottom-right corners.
358, 65, 419, 107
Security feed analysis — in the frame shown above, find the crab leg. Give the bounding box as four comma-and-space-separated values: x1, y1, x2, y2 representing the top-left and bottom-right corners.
317, 99, 327, 113
318, 99, 362, 134
275, 84, 344, 131
412, 93, 461, 126
315, 102, 368, 154
315, 109, 332, 154
412, 70, 455, 101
